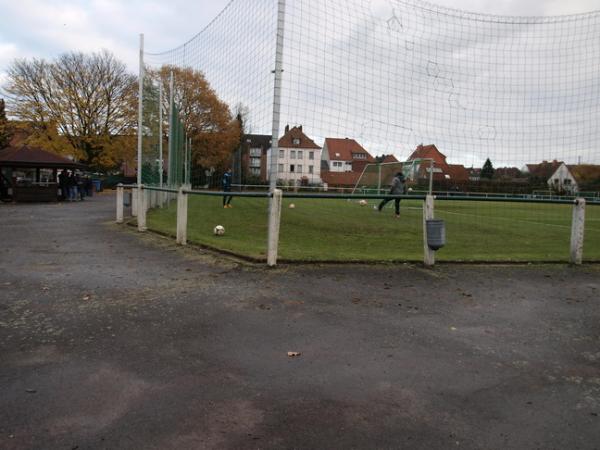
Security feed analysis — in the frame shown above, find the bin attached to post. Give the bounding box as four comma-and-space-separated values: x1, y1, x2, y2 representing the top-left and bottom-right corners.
426, 219, 446, 251
92, 179, 103, 192
123, 191, 132, 207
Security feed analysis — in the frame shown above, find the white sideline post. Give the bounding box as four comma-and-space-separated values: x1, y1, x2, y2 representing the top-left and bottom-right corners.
137, 187, 147, 232
570, 198, 585, 264
131, 187, 138, 216
267, 189, 283, 266
116, 184, 124, 223
423, 194, 435, 267
176, 187, 188, 245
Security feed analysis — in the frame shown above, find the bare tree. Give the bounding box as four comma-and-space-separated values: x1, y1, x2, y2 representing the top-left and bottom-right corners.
3, 50, 137, 170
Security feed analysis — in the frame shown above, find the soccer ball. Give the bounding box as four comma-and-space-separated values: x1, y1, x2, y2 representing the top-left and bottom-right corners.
213, 225, 225, 236
408, 187, 413, 192
289, 203, 295, 209
359, 199, 368, 206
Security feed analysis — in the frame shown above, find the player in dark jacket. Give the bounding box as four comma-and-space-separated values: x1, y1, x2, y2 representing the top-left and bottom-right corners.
222, 168, 233, 208
377, 172, 406, 218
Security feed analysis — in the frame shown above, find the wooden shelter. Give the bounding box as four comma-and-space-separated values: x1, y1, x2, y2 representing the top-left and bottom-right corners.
0, 145, 85, 202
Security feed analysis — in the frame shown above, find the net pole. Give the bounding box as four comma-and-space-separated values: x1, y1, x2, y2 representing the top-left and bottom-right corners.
268, 0, 286, 192
184, 133, 188, 186
187, 137, 192, 186
428, 160, 434, 195
377, 164, 382, 195
168, 71, 174, 188
159, 82, 163, 188
137, 33, 144, 187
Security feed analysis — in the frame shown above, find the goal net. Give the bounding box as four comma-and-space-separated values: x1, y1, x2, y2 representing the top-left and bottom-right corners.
351, 159, 432, 195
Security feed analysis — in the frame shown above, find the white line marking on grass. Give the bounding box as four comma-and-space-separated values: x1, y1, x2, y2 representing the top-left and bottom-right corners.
410, 207, 600, 233
372, 205, 600, 232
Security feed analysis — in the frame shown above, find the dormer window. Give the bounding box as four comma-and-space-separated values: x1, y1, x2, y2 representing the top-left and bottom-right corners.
293, 138, 300, 145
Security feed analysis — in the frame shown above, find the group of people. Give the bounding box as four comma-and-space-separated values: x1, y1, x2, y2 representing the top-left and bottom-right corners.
58, 170, 93, 202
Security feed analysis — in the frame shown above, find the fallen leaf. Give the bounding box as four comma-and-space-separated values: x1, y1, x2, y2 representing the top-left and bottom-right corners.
82, 295, 91, 301
287, 351, 301, 357
450, 327, 457, 331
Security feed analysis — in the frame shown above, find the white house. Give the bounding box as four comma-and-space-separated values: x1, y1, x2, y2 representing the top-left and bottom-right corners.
266, 125, 322, 184
548, 163, 578, 194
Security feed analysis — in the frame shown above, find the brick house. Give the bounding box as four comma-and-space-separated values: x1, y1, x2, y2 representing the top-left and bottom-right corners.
407, 144, 469, 182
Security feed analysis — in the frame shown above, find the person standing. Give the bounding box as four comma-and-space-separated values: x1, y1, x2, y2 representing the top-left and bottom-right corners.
377, 172, 406, 218
58, 169, 68, 201
222, 167, 233, 208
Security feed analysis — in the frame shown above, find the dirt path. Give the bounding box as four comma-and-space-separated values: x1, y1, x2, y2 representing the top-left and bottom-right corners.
1, 194, 599, 449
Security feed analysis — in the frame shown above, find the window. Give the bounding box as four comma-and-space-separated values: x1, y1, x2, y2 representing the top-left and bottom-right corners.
278, 164, 284, 172
293, 138, 300, 145
250, 157, 261, 168
290, 150, 296, 159
309, 165, 314, 174
564, 179, 572, 185
333, 161, 343, 168
297, 165, 303, 173
297, 150, 303, 159
250, 167, 260, 176
249, 147, 261, 157
279, 149, 285, 159
352, 153, 366, 159
309, 151, 314, 160
290, 164, 295, 173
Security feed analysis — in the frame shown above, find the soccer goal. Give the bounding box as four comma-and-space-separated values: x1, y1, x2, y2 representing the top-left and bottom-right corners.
351, 159, 434, 196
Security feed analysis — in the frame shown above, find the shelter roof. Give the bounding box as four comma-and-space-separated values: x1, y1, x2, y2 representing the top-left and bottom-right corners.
0, 145, 84, 169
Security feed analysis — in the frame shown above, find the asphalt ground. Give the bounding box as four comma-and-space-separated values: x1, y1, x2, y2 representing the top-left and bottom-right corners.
1, 193, 599, 450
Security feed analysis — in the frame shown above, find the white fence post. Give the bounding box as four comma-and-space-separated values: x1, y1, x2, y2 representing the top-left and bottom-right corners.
267, 189, 283, 266
570, 198, 585, 264
137, 187, 147, 232
131, 187, 138, 216
116, 184, 124, 223
423, 194, 435, 267
176, 187, 188, 245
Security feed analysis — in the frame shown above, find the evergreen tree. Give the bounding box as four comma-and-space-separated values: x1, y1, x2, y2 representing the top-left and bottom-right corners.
0, 99, 11, 149
481, 158, 495, 179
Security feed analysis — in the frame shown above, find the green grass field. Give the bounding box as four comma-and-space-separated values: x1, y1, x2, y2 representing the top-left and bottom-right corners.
146, 196, 600, 262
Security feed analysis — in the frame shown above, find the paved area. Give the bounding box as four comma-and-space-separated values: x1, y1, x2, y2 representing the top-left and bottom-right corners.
1, 194, 599, 450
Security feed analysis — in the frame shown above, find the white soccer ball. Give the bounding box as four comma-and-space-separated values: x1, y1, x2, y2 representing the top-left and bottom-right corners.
359, 199, 368, 206
408, 187, 413, 192
289, 203, 295, 209
213, 225, 225, 236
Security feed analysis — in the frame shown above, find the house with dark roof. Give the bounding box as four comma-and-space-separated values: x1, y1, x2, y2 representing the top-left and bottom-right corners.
407, 144, 469, 182
523, 160, 564, 181
267, 125, 322, 184
240, 134, 271, 182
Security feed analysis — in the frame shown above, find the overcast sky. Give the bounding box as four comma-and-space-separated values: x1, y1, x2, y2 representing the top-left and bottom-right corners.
1, 0, 597, 77
1, 0, 598, 167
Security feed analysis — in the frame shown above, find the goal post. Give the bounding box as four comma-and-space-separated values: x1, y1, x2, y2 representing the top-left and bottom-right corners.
351, 159, 434, 196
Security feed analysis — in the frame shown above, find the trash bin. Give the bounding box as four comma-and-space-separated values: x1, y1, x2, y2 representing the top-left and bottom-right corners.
426, 219, 445, 251
124, 191, 131, 207
92, 179, 102, 192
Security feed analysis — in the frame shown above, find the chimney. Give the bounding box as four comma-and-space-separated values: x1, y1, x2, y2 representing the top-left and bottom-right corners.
285, 124, 289, 133
298, 125, 303, 132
